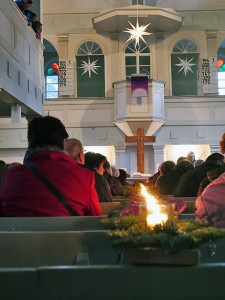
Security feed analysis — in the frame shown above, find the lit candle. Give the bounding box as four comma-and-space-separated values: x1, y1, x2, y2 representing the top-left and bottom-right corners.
141, 184, 168, 227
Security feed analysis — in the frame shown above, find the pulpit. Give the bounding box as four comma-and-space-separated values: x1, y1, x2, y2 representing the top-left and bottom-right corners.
113, 79, 165, 172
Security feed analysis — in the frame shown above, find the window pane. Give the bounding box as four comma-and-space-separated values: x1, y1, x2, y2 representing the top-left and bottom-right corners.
173, 39, 198, 53
218, 72, 225, 80
126, 56, 136, 65
139, 43, 150, 53
46, 76, 58, 83
46, 84, 58, 92
218, 80, 225, 88
219, 88, 225, 95
126, 66, 137, 76
46, 92, 58, 99
139, 66, 150, 75
139, 56, 150, 65
125, 42, 136, 53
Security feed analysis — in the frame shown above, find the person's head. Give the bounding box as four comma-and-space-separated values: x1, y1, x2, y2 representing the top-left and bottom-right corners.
206, 152, 224, 165
0, 160, 6, 166
187, 151, 195, 163
27, 116, 68, 149
111, 166, 120, 177
159, 160, 175, 176
175, 160, 194, 174
118, 169, 127, 181
65, 138, 84, 164
85, 152, 107, 175
207, 166, 225, 182
177, 156, 187, 164
103, 160, 112, 176
194, 159, 204, 167
23, 0, 34, 9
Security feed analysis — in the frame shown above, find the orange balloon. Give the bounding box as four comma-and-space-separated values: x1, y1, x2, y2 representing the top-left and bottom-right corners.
52, 63, 59, 73
217, 59, 223, 69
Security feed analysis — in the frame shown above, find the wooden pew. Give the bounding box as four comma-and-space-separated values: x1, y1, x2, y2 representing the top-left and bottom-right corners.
37, 264, 225, 300
0, 216, 103, 232
2, 263, 225, 300
0, 231, 119, 268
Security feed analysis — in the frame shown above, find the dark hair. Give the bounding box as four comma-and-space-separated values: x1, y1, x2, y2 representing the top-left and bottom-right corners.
0, 160, 6, 166
175, 160, 194, 174
85, 152, 107, 170
206, 152, 224, 163
27, 116, 68, 149
118, 169, 127, 181
159, 160, 175, 175
103, 160, 111, 171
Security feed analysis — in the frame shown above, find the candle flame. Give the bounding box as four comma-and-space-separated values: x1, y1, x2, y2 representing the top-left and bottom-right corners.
141, 184, 168, 227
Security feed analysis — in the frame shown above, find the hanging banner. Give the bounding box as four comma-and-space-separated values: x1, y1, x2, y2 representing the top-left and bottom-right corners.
171, 53, 199, 96
58, 60, 74, 97
202, 58, 218, 94
131, 76, 148, 97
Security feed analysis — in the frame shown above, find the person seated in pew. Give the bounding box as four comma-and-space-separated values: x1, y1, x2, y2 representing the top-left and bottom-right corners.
103, 161, 124, 196
85, 152, 112, 203
197, 165, 225, 196
155, 160, 191, 195
174, 153, 224, 197
0, 116, 102, 217
118, 169, 130, 186
195, 171, 225, 226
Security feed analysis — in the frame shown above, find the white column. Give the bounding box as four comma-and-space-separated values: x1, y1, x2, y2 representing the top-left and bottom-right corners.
153, 145, 165, 172
114, 144, 126, 169
11, 104, 21, 123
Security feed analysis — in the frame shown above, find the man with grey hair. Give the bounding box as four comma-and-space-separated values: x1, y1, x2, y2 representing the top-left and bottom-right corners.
65, 138, 84, 165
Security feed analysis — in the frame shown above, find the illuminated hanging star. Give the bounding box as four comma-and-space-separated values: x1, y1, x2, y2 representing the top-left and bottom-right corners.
124, 19, 152, 47
79, 57, 100, 78
175, 57, 196, 76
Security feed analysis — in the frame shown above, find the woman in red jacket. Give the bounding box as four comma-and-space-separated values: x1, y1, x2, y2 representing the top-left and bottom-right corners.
0, 116, 102, 217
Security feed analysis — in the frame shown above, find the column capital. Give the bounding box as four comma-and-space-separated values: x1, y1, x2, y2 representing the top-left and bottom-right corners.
205, 30, 217, 39
114, 144, 126, 153
209, 144, 220, 154
153, 145, 165, 153
57, 33, 69, 42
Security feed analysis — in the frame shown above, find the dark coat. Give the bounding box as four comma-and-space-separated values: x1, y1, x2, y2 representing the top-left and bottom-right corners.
174, 161, 224, 197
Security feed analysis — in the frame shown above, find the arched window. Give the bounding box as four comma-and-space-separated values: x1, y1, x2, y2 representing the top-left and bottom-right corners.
76, 41, 105, 97
171, 39, 200, 96
125, 41, 151, 78
43, 39, 59, 99
217, 40, 225, 95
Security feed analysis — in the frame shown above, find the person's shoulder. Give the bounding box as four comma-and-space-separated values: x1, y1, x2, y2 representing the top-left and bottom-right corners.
75, 163, 94, 176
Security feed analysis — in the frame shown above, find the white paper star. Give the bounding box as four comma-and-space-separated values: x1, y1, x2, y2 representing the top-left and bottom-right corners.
124, 19, 152, 47
175, 57, 196, 76
79, 57, 100, 78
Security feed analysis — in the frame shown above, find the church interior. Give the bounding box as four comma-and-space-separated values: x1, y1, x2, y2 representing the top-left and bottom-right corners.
1, 0, 225, 175
1, 1, 225, 299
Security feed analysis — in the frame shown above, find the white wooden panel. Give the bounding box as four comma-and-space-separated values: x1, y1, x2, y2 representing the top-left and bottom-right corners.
167, 107, 210, 121
68, 109, 112, 124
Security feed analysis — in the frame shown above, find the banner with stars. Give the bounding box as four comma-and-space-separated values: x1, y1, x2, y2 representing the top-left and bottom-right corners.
76, 55, 105, 97
171, 53, 199, 96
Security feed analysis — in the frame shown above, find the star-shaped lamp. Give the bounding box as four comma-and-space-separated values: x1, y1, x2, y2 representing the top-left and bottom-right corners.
175, 57, 196, 77
124, 19, 152, 47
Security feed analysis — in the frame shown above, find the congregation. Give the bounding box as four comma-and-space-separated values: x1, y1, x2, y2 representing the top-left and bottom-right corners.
15, 0, 42, 39
0, 116, 225, 227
